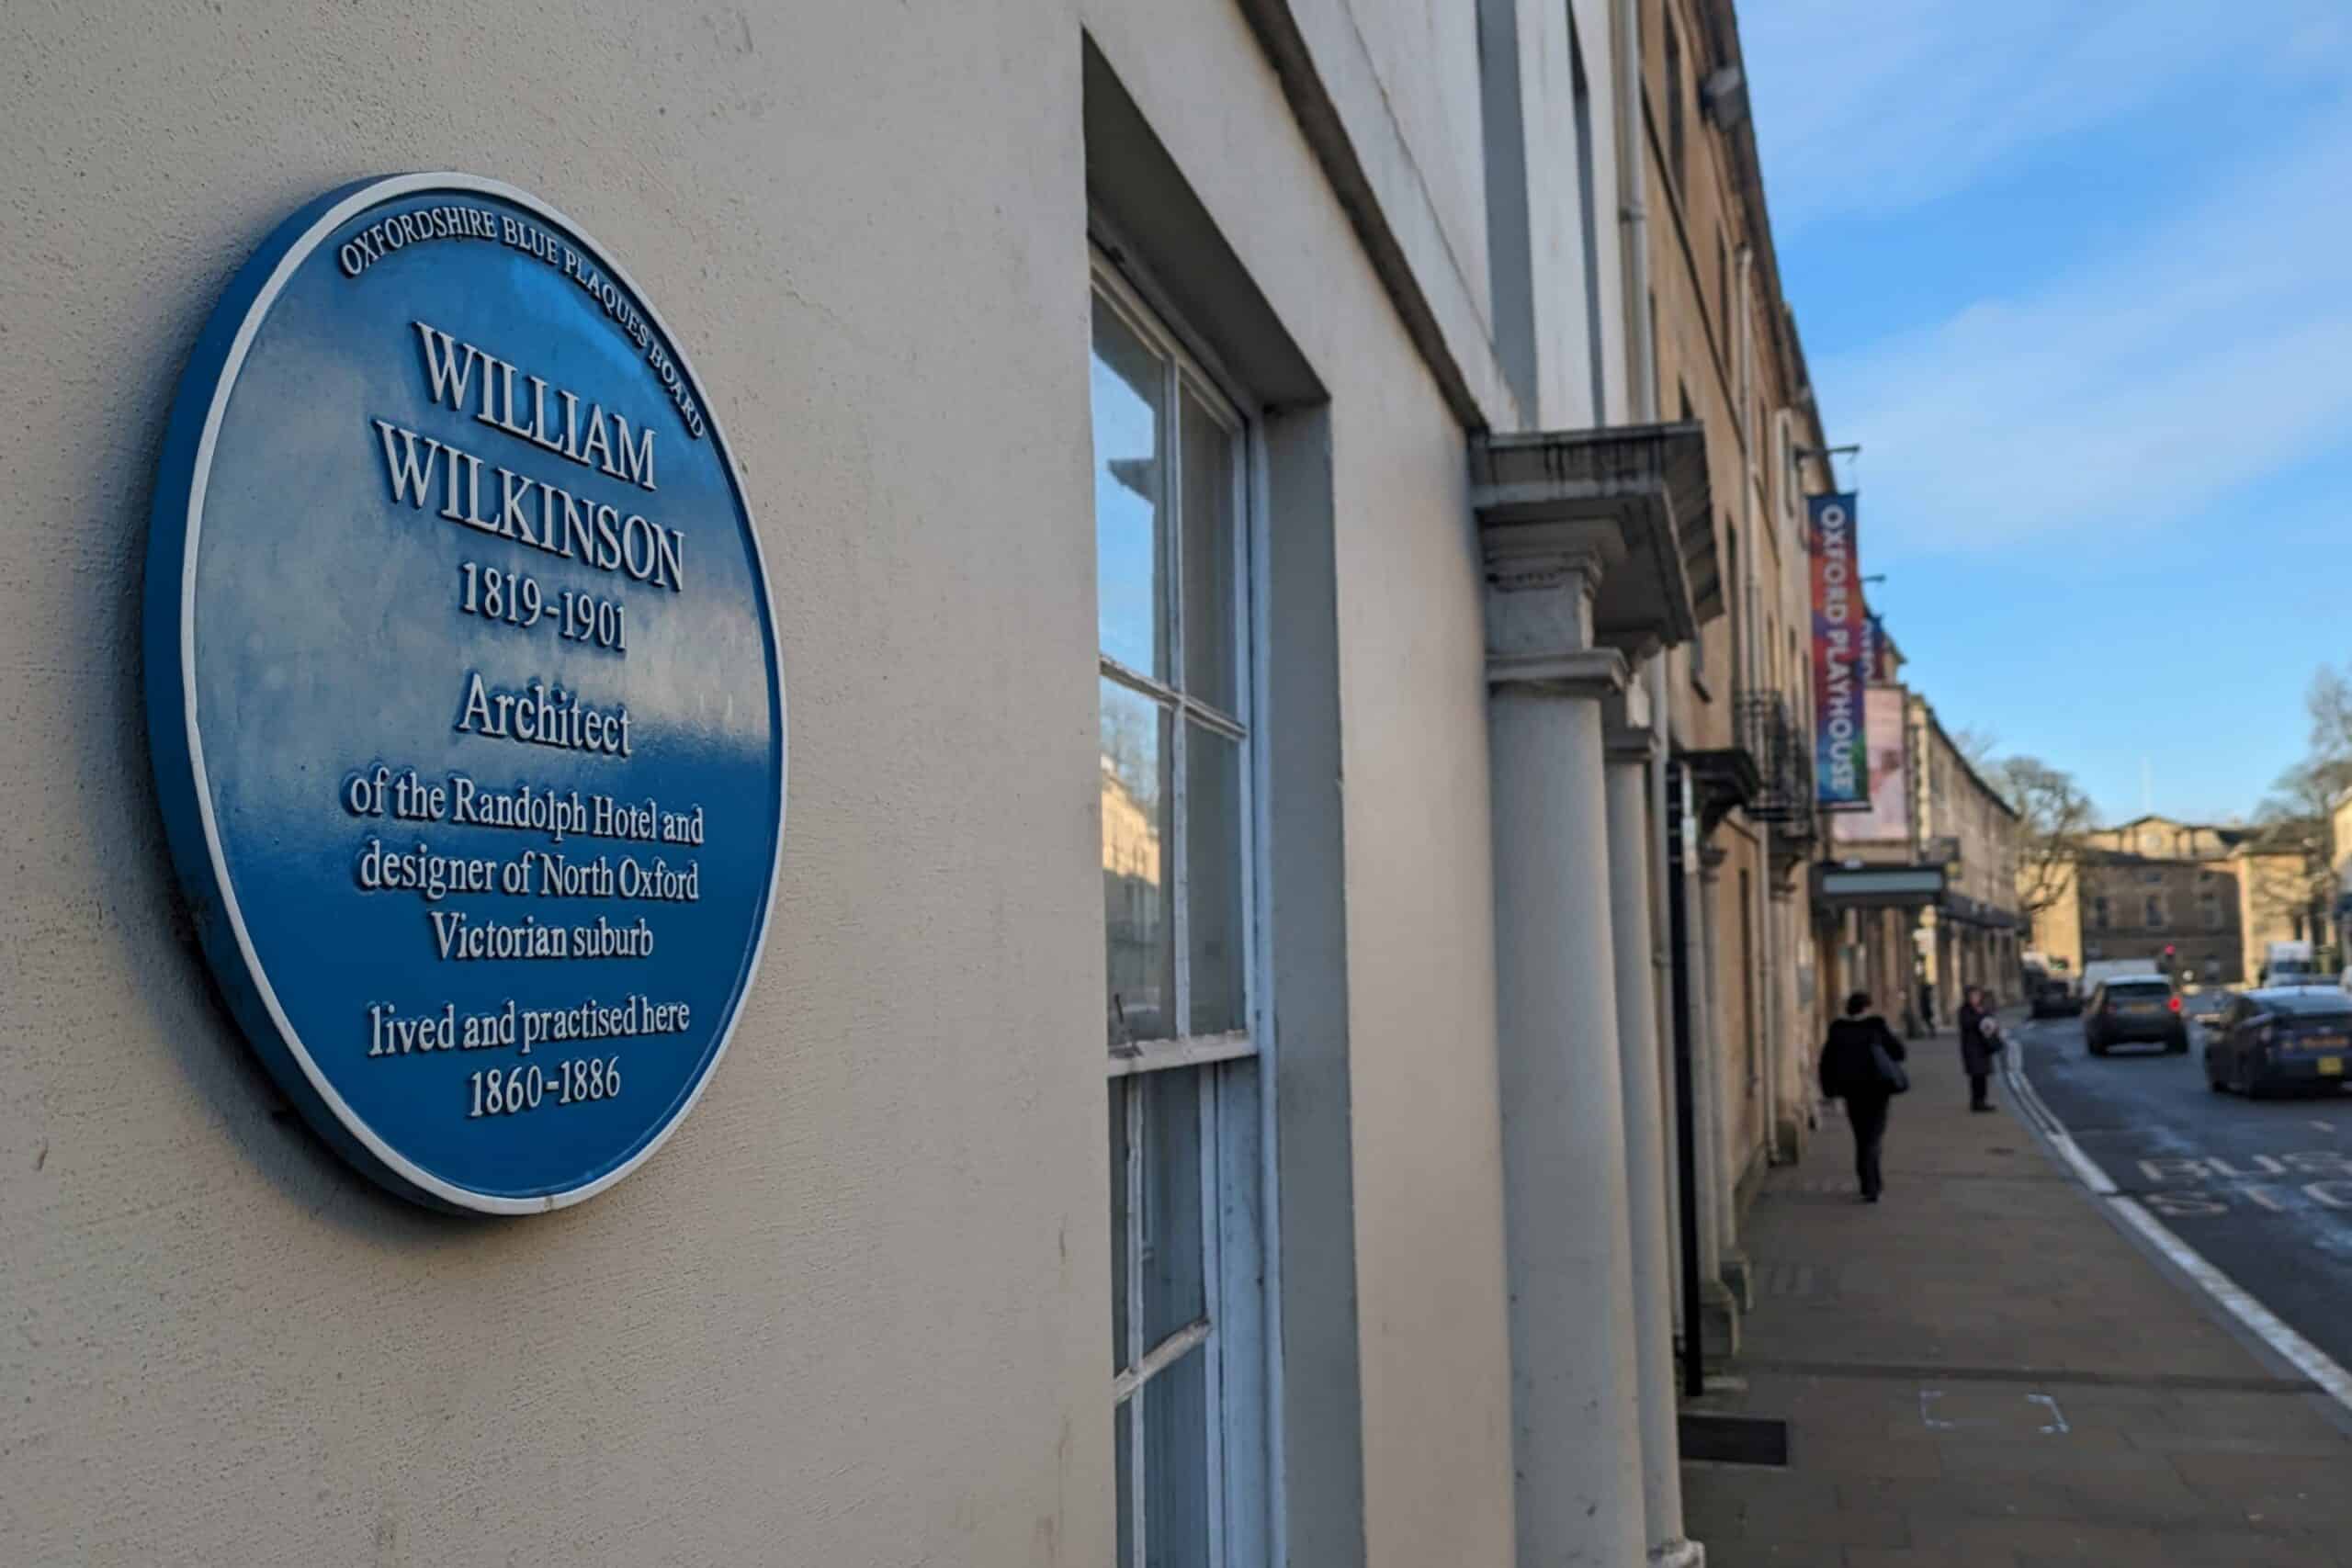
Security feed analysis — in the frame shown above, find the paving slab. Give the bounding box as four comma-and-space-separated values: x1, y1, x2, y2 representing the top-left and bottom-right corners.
1682, 1020, 2352, 1567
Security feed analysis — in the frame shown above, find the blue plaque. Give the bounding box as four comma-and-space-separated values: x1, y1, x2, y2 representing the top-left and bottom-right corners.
145, 175, 786, 1213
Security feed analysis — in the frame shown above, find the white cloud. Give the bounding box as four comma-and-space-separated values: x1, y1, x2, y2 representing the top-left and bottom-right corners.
1803, 94, 2352, 559
1743, 0, 2351, 229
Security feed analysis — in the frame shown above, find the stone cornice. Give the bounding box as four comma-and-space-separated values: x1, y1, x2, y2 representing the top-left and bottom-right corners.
1469, 423, 1715, 662
1605, 677, 1659, 761
1487, 645, 1630, 700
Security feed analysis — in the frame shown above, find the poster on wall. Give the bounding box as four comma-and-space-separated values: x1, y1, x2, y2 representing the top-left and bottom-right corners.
1809, 492, 1869, 809
1831, 686, 1909, 842
144, 174, 787, 1213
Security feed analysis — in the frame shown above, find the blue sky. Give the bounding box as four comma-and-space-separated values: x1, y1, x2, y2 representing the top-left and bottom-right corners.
1742, 1, 2352, 825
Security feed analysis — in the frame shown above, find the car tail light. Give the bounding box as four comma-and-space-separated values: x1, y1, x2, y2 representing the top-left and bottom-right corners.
2168, 997, 2182, 1014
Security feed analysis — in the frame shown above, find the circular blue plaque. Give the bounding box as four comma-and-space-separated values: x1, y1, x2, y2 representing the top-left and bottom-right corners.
146, 175, 786, 1213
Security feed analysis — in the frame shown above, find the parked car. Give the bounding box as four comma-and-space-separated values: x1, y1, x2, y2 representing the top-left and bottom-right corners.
2205, 987, 2352, 1096
2082, 975, 2188, 1055
2028, 974, 2082, 1018
2181, 989, 2233, 1032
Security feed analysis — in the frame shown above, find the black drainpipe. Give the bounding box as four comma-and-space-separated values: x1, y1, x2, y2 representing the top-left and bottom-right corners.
1668, 761, 1705, 1397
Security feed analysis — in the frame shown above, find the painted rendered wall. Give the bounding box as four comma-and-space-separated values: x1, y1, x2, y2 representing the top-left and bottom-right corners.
1490, 0, 1628, 432
6, 0, 1535, 1563
1264, 0, 1521, 429
1330, 0, 1496, 344
0, 4, 1110, 1564
1078, 8, 1521, 1565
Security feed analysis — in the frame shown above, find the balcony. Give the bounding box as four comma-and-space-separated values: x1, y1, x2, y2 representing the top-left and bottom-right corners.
1742, 691, 1814, 828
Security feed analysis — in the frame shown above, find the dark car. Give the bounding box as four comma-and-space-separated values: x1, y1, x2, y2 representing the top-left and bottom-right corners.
2204, 987, 2352, 1096
2083, 976, 2188, 1055
2029, 975, 2083, 1019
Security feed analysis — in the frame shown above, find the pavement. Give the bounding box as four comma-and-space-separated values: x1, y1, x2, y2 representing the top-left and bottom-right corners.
1679, 1015, 2352, 1566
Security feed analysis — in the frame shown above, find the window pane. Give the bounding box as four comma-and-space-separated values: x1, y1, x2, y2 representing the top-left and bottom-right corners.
1184, 723, 1247, 1037
1143, 1343, 1214, 1568
1092, 296, 1170, 679
1102, 679, 1174, 1047
1141, 1066, 1205, 1347
1111, 1085, 1132, 1370
1180, 387, 1239, 715
1116, 1404, 1136, 1567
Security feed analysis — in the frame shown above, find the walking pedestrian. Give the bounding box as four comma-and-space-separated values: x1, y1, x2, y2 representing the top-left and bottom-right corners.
1819, 991, 1907, 1203
1957, 984, 2002, 1112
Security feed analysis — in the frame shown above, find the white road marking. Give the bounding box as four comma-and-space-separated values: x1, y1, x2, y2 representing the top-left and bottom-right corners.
2027, 1393, 2069, 1435
2105, 1200, 2352, 1409
1918, 1390, 1955, 1430
2009, 1030, 2352, 1418
2001, 1048, 2118, 1194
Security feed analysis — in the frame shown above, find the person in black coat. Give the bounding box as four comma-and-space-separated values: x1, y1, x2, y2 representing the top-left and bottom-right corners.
1956, 986, 2001, 1112
1819, 991, 1907, 1202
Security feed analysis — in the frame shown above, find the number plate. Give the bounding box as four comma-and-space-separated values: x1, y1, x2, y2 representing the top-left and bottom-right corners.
2320, 1056, 2344, 1077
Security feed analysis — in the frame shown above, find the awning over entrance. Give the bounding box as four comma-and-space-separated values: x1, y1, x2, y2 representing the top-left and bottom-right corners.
1814, 863, 1947, 910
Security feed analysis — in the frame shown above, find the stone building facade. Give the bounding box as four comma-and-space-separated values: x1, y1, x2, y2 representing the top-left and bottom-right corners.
2030, 815, 2318, 986
1911, 697, 2026, 1008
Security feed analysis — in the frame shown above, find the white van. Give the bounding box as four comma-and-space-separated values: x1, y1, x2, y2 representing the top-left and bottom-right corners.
2263, 940, 2317, 987
2080, 958, 2160, 990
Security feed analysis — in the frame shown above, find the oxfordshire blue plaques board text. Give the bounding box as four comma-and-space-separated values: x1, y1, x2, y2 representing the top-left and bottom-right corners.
146, 174, 786, 1213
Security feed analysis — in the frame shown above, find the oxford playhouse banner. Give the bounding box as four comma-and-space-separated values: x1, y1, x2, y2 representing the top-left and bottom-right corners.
1809, 492, 1869, 810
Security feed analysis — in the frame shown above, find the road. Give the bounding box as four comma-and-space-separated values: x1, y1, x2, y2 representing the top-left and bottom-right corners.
2013, 1005, 2352, 1373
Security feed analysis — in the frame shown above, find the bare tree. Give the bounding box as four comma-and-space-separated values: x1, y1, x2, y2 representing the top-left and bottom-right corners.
2250, 764, 2351, 946
2243, 668, 2352, 954
1950, 726, 2001, 773
1991, 755, 2095, 920
2306, 666, 2352, 761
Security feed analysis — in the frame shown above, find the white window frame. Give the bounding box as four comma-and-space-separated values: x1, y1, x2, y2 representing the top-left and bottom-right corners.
1091, 249, 1275, 1568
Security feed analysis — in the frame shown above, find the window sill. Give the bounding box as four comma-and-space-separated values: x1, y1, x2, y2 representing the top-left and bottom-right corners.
1108, 1031, 1255, 1078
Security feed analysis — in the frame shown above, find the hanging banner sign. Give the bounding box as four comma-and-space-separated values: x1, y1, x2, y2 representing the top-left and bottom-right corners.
1810, 492, 1868, 809
145, 174, 787, 1213
1865, 610, 1893, 682
1831, 685, 1909, 842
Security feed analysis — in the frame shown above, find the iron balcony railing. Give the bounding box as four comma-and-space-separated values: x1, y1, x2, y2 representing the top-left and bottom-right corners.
1739, 690, 1816, 836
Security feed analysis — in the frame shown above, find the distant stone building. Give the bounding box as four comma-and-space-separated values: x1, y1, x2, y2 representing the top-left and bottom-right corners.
2027, 814, 2314, 985
1909, 698, 2025, 1010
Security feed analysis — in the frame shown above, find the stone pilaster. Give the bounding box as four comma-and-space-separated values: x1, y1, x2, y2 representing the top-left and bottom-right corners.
1482, 525, 1648, 1568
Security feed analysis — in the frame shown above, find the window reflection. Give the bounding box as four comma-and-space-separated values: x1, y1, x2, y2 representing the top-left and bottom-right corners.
1102, 679, 1173, 1047
1092, 296, 1169, 682
1185, 724, 1245, 1035
1179, 388, 1238, 716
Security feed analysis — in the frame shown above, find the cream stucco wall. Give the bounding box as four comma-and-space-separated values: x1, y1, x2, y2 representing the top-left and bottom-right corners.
6, 1, 1541, 1564
3, 4, 1107, 1563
